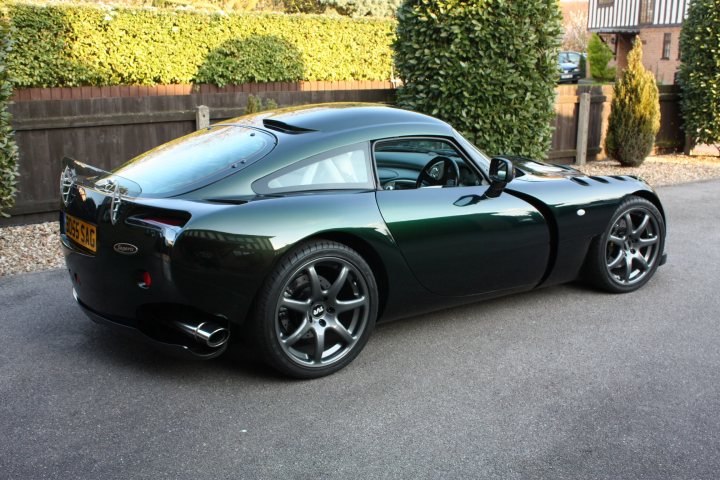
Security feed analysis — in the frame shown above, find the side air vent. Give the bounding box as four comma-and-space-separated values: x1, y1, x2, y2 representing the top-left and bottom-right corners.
262, 119, 317, 134
570, 177, 590, 186
589, 176, 609, 184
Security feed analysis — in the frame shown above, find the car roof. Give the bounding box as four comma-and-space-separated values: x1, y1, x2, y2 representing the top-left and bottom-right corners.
182, 103, 462, 198
218, 103, 453, 137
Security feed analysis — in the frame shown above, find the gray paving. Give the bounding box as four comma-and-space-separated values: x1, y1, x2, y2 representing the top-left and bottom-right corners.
1, 180, 719, 479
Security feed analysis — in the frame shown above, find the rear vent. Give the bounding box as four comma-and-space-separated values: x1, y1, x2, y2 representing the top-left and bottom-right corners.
262, 119, 316, 134
589, 176, 609, 184
610, 175, 627, 181
570, 177, 590, 186
127, 211, 191, 230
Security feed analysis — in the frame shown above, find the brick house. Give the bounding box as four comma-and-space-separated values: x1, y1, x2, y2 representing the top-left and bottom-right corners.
588, 0, 690, 84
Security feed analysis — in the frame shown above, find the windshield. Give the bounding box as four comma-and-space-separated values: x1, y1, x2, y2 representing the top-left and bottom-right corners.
558, 52, 581, 65
113, 125, 275, 196
452, 130, 491, 169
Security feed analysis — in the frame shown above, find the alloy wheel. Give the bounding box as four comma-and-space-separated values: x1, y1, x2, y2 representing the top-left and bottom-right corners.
605, 207, 661, 286
274, 257, 370, 367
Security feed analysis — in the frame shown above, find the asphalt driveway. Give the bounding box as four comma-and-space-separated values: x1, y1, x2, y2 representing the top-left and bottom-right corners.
1, 180, 719, 480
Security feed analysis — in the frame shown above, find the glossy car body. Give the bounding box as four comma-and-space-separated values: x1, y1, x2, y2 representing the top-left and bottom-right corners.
59, 103, 666, 374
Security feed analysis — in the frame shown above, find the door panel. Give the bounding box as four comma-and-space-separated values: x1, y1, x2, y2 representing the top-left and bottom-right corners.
376, 187, 550, 296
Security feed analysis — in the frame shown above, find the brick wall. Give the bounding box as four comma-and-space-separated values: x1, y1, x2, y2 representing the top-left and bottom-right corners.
600, 27, 682, 85
638, 27, 682, 85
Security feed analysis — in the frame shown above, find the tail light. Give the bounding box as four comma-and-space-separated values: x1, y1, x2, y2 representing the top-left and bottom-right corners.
141, 216, 189, 228
138, 271, 152, 289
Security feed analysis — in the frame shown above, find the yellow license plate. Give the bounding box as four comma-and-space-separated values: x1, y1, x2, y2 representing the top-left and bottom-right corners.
66, 214, 97, 252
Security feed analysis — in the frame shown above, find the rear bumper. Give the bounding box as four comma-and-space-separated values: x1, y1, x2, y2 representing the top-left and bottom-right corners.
74, 288, 226, 360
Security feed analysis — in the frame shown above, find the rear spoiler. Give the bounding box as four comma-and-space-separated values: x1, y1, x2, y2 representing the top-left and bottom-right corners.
61, 156, 142, 200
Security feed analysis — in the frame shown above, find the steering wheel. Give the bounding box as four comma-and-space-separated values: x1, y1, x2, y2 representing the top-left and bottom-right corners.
416, 156, 461, 189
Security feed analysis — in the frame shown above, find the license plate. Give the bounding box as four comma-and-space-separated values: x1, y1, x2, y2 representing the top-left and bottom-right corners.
65, 214, 97, 252
561, 74, 572, 79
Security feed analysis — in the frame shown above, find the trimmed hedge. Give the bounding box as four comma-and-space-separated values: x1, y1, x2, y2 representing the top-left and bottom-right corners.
195, 35, 305, 86
678, 0, 720, 149
394, 0, 562, 159
5, 3, 395, 87
0, 14, 19, 217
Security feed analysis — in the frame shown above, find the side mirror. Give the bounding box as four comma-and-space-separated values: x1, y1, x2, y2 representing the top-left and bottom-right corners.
485, 157, 514, 198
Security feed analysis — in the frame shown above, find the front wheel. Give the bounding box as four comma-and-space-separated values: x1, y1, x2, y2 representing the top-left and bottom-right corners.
585, 196, 665, 293
250, 240, 378, 379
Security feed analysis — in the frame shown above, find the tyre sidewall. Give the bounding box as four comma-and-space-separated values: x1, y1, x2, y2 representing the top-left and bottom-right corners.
594, 197, 665, 293
254, 241, 378, 379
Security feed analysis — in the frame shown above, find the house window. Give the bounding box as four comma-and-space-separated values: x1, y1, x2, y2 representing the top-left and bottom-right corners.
639, 0, 654, 24
662, 33, 671, 60
598, 0, 614, 6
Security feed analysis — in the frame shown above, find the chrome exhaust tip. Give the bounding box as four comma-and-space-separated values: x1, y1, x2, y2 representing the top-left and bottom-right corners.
174, 320, 230, 348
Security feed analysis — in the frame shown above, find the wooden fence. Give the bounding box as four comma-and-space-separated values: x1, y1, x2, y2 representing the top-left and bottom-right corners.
551, 85, 683, 164
2, 83, 684, 225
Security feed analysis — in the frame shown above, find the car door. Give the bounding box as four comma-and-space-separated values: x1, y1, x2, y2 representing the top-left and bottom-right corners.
373, 137, 550, 297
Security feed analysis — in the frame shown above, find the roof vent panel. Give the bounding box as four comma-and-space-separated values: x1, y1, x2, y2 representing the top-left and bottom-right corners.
262, 119, 317, 134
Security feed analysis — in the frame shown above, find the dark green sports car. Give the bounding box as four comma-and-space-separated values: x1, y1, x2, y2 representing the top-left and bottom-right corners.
59, 103, 667, 378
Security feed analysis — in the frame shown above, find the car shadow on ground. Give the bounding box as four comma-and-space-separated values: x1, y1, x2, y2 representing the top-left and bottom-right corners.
62, 273, 611, 383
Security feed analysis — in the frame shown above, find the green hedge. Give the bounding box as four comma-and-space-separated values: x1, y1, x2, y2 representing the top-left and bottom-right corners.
0, 14, 19, 217
394, 0, 562, 159
5, 3, 395, 87
678, 0, 720, 148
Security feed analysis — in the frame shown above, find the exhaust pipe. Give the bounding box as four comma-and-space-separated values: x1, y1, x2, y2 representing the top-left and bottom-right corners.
174, 320, 230, 348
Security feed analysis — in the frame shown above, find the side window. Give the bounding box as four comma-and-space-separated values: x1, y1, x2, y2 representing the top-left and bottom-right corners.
254, 143, 373, 194
374, 138, 483, 190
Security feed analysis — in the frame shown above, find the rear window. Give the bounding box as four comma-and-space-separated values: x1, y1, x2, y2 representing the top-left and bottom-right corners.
113, 126, 275, 196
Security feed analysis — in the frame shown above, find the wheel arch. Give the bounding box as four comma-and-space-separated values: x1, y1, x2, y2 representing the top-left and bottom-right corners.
630, 190, 666, 224
302, 231, 389, 320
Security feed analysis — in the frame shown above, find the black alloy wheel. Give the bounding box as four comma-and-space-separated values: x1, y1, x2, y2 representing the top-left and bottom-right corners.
251, 240, 378, 378
586, 196, 665, 293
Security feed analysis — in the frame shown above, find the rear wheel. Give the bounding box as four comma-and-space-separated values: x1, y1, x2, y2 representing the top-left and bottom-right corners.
250, 240, 378, 378
585, 196, 665, 293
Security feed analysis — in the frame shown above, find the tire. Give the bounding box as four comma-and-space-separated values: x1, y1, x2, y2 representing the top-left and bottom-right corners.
585, 196, 665, 293
250, 240, 378, 379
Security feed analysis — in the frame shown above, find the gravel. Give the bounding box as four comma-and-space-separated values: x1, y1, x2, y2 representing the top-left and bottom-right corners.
0, 221, 64, 277
1, 154, 718, 278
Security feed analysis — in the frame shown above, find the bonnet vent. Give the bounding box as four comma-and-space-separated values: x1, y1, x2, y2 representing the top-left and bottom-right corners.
570, 177, 590, 186
262, 119, 317, 134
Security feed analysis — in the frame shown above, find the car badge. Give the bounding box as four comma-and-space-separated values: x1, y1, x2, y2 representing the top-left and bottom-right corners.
113, 243, 138, 255
60, 166, 77, 207
110, 181, 121, 225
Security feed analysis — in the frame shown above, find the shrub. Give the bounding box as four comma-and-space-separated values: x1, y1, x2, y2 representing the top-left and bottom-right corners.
678, 0, 720, 151
605, 38, 660, 167
562, 10, 589, 52
587, 33, 616, 82
394, 0, 562, 159
0, 14, 19, 217
196, 36, 305, 86
321, 0, 402, 17
4, 3, 395, 87
244, 94, 278, 113
284, 0, 326, 13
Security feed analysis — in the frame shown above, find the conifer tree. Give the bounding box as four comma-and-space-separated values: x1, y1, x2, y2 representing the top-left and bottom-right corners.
605, 38, 660, 166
